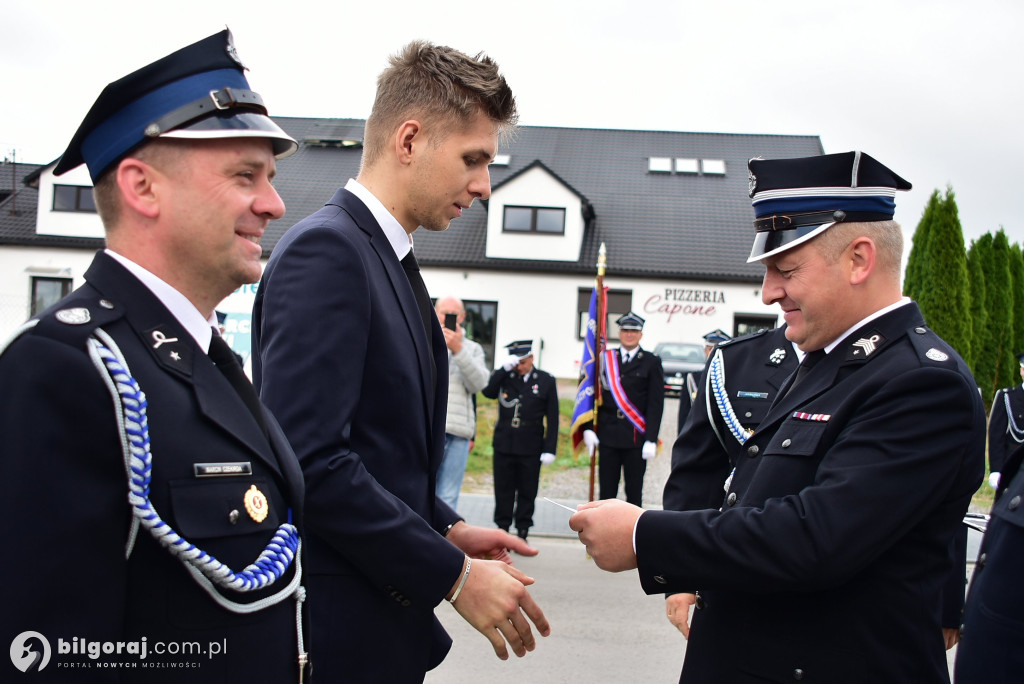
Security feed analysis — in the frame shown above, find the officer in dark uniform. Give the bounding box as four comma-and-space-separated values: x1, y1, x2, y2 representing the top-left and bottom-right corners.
584, 313, 665, 506
956, 441, 1024, 682
0, 31, 309, 682
482, 340, 559, 540
571, 151, 985, 684
677, 328, 734, 434
986, 352, 1024, 489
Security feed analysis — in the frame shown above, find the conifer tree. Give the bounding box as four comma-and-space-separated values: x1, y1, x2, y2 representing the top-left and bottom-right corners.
914, 188, 971, 363
972, 233, 998, 401
903, 190, 939, 301
991, 230, 1017, 394
1010, 243, 1024, 364
966, 240, 988, 373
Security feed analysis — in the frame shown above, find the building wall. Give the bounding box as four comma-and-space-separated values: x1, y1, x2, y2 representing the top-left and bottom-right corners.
0, 247, 778, 380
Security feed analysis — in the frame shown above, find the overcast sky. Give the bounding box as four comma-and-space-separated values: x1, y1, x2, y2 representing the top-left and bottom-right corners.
3, 0, 1020, 249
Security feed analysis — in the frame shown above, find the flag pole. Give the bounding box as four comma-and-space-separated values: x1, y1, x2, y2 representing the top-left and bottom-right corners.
590, 243, 607, 502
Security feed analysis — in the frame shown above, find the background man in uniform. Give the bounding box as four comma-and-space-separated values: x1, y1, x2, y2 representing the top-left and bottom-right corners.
571, 151, 984, 684
434, 295, 490, 511
583, 312, 665, 506
482, 340, 560, 541
677, 328, 733, 433
986, 352, 1024, 490
1, 30, 309, 681
253, 41, 549, 683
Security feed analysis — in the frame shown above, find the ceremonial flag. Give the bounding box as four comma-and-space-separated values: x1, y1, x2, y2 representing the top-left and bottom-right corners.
571, 285, 606, 456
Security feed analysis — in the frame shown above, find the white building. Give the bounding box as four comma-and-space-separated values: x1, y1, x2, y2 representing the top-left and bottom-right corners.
0, 121, 823, 378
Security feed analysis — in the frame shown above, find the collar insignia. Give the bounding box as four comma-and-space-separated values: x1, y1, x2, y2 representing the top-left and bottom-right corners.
851, 333, 883, 357
769, 347, 787, 365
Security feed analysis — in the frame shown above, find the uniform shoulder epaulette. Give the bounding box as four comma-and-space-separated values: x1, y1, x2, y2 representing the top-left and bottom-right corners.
718, 327, 769, 349
30, 295, 125, 350
905, 324, 957, 366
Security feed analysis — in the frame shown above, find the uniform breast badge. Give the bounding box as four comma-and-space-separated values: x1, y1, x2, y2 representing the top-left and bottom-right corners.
244, 484, 269, 523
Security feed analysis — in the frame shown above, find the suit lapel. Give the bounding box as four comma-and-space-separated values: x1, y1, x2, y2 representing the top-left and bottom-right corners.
333, 190, 437, 423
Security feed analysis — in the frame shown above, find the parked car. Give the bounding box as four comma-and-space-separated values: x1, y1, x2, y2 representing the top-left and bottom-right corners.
653, 342, 707, 397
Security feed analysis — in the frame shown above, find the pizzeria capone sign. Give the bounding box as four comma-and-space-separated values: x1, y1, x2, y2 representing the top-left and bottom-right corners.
643, 287, 724, 322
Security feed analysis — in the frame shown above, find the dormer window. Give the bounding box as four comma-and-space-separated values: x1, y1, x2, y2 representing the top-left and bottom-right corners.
502, 205, 566, 235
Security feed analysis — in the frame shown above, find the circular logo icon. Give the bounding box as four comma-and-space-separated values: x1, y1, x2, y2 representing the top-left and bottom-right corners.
10, 631, 50, 673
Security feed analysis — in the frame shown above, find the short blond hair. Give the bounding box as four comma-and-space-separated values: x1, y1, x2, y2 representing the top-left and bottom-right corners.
361, 41, 517, 170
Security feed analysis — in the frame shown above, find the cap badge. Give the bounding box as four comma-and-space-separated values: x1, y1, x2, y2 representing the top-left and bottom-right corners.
747, 169, 757, 198
224, 29, 244, 68
244, 484, 269, 523
769, 348, 787, 365
56, 308, 91, 325
926, 348, 950, 362
852, 334, 882, 357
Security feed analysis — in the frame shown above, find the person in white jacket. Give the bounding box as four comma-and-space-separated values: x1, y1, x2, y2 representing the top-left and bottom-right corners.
435, 296, 491, 510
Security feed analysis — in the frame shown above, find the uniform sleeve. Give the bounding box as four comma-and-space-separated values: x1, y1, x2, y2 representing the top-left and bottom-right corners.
543, 375, 560, 454
988, 390, 1009, 472
0, 333, 129, 682
644, 355, 665, 443
480, 367, 507, 399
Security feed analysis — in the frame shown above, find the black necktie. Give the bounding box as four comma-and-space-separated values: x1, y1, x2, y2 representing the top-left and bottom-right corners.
785, 348, 827, 397
209, 331, 269, 438
400, 250, 436, 392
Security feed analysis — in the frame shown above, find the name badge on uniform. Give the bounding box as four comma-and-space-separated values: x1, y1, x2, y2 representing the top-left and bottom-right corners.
193, 462, 253, 478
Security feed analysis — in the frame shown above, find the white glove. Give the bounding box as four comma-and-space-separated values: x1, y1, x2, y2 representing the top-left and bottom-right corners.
501, 354, 521, 371
989, 471, 1001, 489
583, 429, 599, 455
642, 441, 657, 460
540, 452, 556, 465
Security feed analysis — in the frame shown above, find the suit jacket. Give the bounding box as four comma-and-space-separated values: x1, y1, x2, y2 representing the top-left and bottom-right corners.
987, 383, 1024, 473
664, 326, 797, 512
252, 187, 464, 682
482, 367, 559, 456
955, 443, 1024, 683
636, 303, 985, 684
593, 347, 665, 448
0, 251, 305, 683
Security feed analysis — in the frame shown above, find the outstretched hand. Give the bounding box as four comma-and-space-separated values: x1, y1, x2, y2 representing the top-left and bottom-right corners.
446, 522, 538, 564
569, 498, 644, 572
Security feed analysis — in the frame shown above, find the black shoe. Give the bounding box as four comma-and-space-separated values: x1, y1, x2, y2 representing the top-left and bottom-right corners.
516, 529, 529, 541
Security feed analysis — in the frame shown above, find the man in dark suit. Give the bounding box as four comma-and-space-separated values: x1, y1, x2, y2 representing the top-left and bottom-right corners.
252, 41, 549, 683
1, 31, 309, 681
483, 340, 560, 540
582, 312, 665, 505
986, 352, 1024, 490
572, 151, 984, 683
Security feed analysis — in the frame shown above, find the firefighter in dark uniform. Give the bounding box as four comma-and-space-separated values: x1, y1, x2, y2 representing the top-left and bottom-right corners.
0, 31, 309, 682
583, 312, 665, 506
571, 151, 985, 684
482, 340, 559, 540
986, 352, 1024, 490
677, 328, 734, 434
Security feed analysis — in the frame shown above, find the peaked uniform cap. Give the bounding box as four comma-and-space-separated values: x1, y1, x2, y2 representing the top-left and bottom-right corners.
505, 340, 534, 357
703, 329, 731, 344
616, 312, 646, 330
54, 29, 297, 182
746, 151, 911, 262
